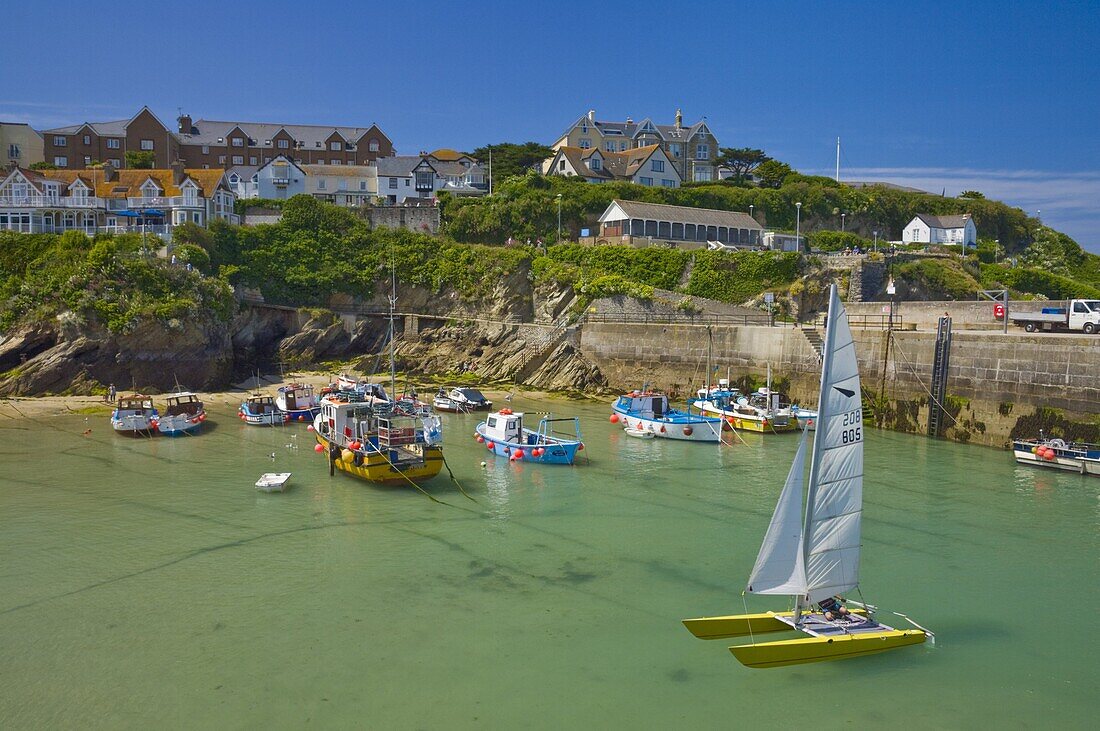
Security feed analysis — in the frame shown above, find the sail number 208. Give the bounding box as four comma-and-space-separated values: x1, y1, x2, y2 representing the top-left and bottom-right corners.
841, 409, 862, 443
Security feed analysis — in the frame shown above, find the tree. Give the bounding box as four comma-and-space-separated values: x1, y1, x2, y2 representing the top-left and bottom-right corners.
715, 147, 770, 181
755, 159, 794, 188
469, 142, 554, 182
125, 150, 155, 169
29, 162, 58, 170
959, 190, 985, 199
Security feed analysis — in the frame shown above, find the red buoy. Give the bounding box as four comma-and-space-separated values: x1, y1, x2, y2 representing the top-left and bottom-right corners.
578, 443, 585, 450
610, 414, 620, 424
307, 424, 315, 432
683, 425, 694, 436
476, 435, 485, 443
298, 414, 306, 422
486, 441, 494, 450
314, 444, 324, 453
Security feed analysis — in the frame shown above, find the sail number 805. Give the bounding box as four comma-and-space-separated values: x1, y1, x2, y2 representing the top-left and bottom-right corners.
841, 409, 862, 443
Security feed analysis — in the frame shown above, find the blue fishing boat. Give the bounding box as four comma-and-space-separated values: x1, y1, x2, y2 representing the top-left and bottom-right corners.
1013, 438, 1100, 476
791, 404, 818, 431
239, 392, 285, 426
611, 390, 724, 442
475, 409, 585, 465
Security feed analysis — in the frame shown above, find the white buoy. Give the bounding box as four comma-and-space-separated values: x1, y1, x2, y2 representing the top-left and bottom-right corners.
480, 461, 487, 467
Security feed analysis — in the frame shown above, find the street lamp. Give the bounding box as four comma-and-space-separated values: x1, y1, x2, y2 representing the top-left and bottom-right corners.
886, 277, 896, 331
873, 229, 879, 253
749, 203, 755, 221
841, 212, 846, 232
556, 193, 562, 244
795, 202, 802, 249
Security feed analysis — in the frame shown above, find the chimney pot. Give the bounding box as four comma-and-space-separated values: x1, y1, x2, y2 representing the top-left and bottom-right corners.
587, 109, 595, 122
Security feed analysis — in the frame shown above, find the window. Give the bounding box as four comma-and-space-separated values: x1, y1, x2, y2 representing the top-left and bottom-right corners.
695, 144, 708, 160
330, 141, 342, 151
662, 179, 676, 188
670, 143, 681, 158
8, 143, 20, 158
201, 145, 210, 154
369, 139, 379, 152
232, 155, 244, 165
109, 158, 120, 167
579, 138, 591, 149
389, 178, 398, 189
278, 139, 289, 149
559, 160, 566, 171
54, 156, 68, 166
84, 156, 92, 165
53, 136, 67, 146
318, 179, 326, 190
1074, 302, 1088, 313
404, 179, 409, 186
651, 160, 664, 172
331, 159, 341, 165
316, 160, 324, 165
639, 176, 653, 186
232, 137, 244, 147
249, 156, 258, 165
337, 178, 346, 190
83, 135, 91, 145
101, 138, 118, 150
141, 139, 154, 150
192, 212, 201, 223
590, 158, 601, 170
360, 181, 368, 190
605, 142, 616, 152
218, 155, 226, 164
619, 142, 627, 151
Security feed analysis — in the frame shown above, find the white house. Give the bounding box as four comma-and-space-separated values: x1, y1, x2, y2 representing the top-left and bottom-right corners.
543, 144, 681, 188
253, 156, 307, 200
903, 213, 977, 247
301, 163, 377, 206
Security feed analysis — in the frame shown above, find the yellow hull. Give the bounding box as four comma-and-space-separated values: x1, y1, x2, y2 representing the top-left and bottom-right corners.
700, 408, 796, 433
682, 609, 866, 639
315, 434, 444, 485
729, 629, 927, 669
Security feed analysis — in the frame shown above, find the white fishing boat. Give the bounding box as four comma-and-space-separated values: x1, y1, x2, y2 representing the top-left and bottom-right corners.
111, 395, 158, 436
276, 382, 321, 422
433, 386, 492, 413
1013, 438, 1100, 476
683, 284, 932, 668
157, 391, 207, 436
791, 405, 818, 431
255, 472, 292, 492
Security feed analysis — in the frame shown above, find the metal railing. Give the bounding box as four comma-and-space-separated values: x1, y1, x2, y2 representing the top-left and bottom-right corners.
585, 312, 774, 326
0, 195, 103, 208
810, 313, 904, 330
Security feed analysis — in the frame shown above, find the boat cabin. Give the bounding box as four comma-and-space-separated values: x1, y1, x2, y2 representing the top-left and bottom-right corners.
615, 393, 669, 419
117, 396, 154, 412
164, 392, 203, 416
246, 394, 276, 413
281, 384, 315, 410
483, 411, 525, 443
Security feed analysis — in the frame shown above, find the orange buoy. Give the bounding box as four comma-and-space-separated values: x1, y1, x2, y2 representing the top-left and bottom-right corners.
515, 449, 524, 459
314, 444, 324, 453
578, 443, 585, 450
476, 435, 484, 443
610, 414, 620, 424
307, 425, 315, 432
298, 414, 306, 422
486, 441, 494, 450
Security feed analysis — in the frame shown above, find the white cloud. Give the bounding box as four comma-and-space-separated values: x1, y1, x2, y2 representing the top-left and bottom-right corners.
818, 166, 1100, 253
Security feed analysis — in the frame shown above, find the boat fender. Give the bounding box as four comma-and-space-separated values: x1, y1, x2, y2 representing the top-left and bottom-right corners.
683, 425, 693, 436
660, 425, 666, 433
578, 443, 584, 450
314, 444, 325, 453
609, 414, 619, 424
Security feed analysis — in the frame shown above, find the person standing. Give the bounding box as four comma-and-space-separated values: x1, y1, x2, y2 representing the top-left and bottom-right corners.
107, 383, 117, 403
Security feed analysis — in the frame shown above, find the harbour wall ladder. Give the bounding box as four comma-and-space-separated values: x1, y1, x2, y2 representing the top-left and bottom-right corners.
927, 315, 953, 437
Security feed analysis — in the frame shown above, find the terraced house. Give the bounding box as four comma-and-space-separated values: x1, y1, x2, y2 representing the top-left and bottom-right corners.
0, 163, 237, 237
552, 108, 720, 182
39, 106, 394, 170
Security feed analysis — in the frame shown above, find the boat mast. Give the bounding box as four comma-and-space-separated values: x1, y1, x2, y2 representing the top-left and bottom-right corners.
389, 240, 397, 398
706, 326, 712, 396
794, 284, 839, 625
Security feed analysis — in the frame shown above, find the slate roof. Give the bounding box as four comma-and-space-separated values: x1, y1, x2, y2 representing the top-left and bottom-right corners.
376, 156, 421, 176
301, 164, 377, 177
43, 119, 129, 136
551, 145, 676, 182
180, 120, 388, 149
603, 199, 761, 229
915, 213, 972, 229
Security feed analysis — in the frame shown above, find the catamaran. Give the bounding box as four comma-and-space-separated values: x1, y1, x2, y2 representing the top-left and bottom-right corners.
683, 285, 932, 668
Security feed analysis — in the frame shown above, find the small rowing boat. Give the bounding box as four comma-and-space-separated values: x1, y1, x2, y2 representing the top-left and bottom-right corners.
624, 426, 655, 439
255, 472, 291, 492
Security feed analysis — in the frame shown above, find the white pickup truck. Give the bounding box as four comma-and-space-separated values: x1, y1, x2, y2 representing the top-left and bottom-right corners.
1009, 299, 1100, 333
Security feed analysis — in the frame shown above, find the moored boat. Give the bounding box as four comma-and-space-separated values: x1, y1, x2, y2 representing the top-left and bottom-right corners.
276, 382, 321, 422
682, 284, 932, 668
790, 404, 818, 431
255, 472, 292, 493
313, 393, 444, 485
240, 392, 285, 426
157, 391, 206, 436
111, 395, 158, 436
474, 409, 584, 464
611, 391, 723, 442
433, 386, 493, 413
692, 381, 796, 433
1013, 438, 1100, 476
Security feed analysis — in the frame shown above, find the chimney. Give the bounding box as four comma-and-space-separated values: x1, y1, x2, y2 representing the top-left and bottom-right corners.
675, 108, 683, 130
101, 162, 116, 182
177, 113, 193, 135
625, 116, 633, 125
587, 109, 595, 122
170, 159, 185, 185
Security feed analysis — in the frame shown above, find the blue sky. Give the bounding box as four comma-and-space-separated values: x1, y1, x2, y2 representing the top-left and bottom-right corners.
5, 0, 1099, 250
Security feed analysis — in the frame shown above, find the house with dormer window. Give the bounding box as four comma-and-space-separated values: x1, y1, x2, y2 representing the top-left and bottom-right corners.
552, 108, 719, 182
542, 144, 681, 188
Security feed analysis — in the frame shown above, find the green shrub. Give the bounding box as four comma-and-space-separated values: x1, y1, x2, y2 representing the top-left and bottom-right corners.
686, 251, 801, 302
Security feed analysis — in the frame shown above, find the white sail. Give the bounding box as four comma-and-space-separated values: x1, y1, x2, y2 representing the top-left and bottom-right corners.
746, 428, 809, 595
803, 287, 863, 604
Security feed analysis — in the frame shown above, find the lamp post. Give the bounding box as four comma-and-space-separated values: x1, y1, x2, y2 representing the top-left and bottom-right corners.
795, 202, 802, 250
873, 229, 879, 253
749, 203, 754, 221
556, 193, 562, 244
841, 212, 846, 232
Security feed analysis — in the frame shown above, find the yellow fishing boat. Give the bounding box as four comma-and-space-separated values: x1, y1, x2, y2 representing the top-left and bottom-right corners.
313, 394, 444, 485
683, 285, 932, 668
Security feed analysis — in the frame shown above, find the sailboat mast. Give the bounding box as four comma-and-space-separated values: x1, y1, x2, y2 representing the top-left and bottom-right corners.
706, 327, 712, 395
794, 284, 839, 624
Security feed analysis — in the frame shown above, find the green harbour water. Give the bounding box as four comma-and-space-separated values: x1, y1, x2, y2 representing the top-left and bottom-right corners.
0, 396, 1096, 729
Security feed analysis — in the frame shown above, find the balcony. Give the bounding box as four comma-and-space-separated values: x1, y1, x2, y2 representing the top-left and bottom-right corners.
0, 195, 103, 209
271, 177, 291, 186
168, 196, 203, 208
127, 196, 170, 208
